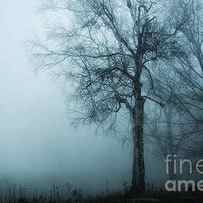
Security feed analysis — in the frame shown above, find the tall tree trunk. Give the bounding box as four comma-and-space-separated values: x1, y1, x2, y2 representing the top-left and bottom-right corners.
165, 105, 176, 180
131, 95, 145, 193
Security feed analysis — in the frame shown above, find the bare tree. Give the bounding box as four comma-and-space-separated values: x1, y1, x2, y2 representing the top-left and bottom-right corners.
34, 0, 188, 192
168, 0, 203, 121
162, 0, 203, 158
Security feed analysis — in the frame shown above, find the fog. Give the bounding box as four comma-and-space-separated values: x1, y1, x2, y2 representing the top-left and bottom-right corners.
0, 0, 137, 194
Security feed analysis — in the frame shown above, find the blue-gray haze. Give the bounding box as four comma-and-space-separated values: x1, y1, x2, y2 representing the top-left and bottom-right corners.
0, 0, 160, 194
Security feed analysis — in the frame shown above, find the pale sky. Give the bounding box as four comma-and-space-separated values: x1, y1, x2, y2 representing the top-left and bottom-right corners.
0, 0, 132, 194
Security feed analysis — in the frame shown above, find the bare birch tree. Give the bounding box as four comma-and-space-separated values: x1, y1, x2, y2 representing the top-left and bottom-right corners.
34, 0, 188, 192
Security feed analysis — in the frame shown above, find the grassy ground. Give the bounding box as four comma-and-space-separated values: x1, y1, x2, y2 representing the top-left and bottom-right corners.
0, 190, 203, 202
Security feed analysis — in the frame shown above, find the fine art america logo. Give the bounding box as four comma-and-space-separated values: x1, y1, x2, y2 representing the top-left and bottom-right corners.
165, 154, 203, 192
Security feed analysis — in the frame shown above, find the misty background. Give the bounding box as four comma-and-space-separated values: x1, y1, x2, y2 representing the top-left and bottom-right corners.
0, 0, 146, 194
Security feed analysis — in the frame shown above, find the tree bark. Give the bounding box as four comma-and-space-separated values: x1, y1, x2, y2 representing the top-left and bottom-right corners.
165, 105, 177, 180
131, 95, 145, 193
